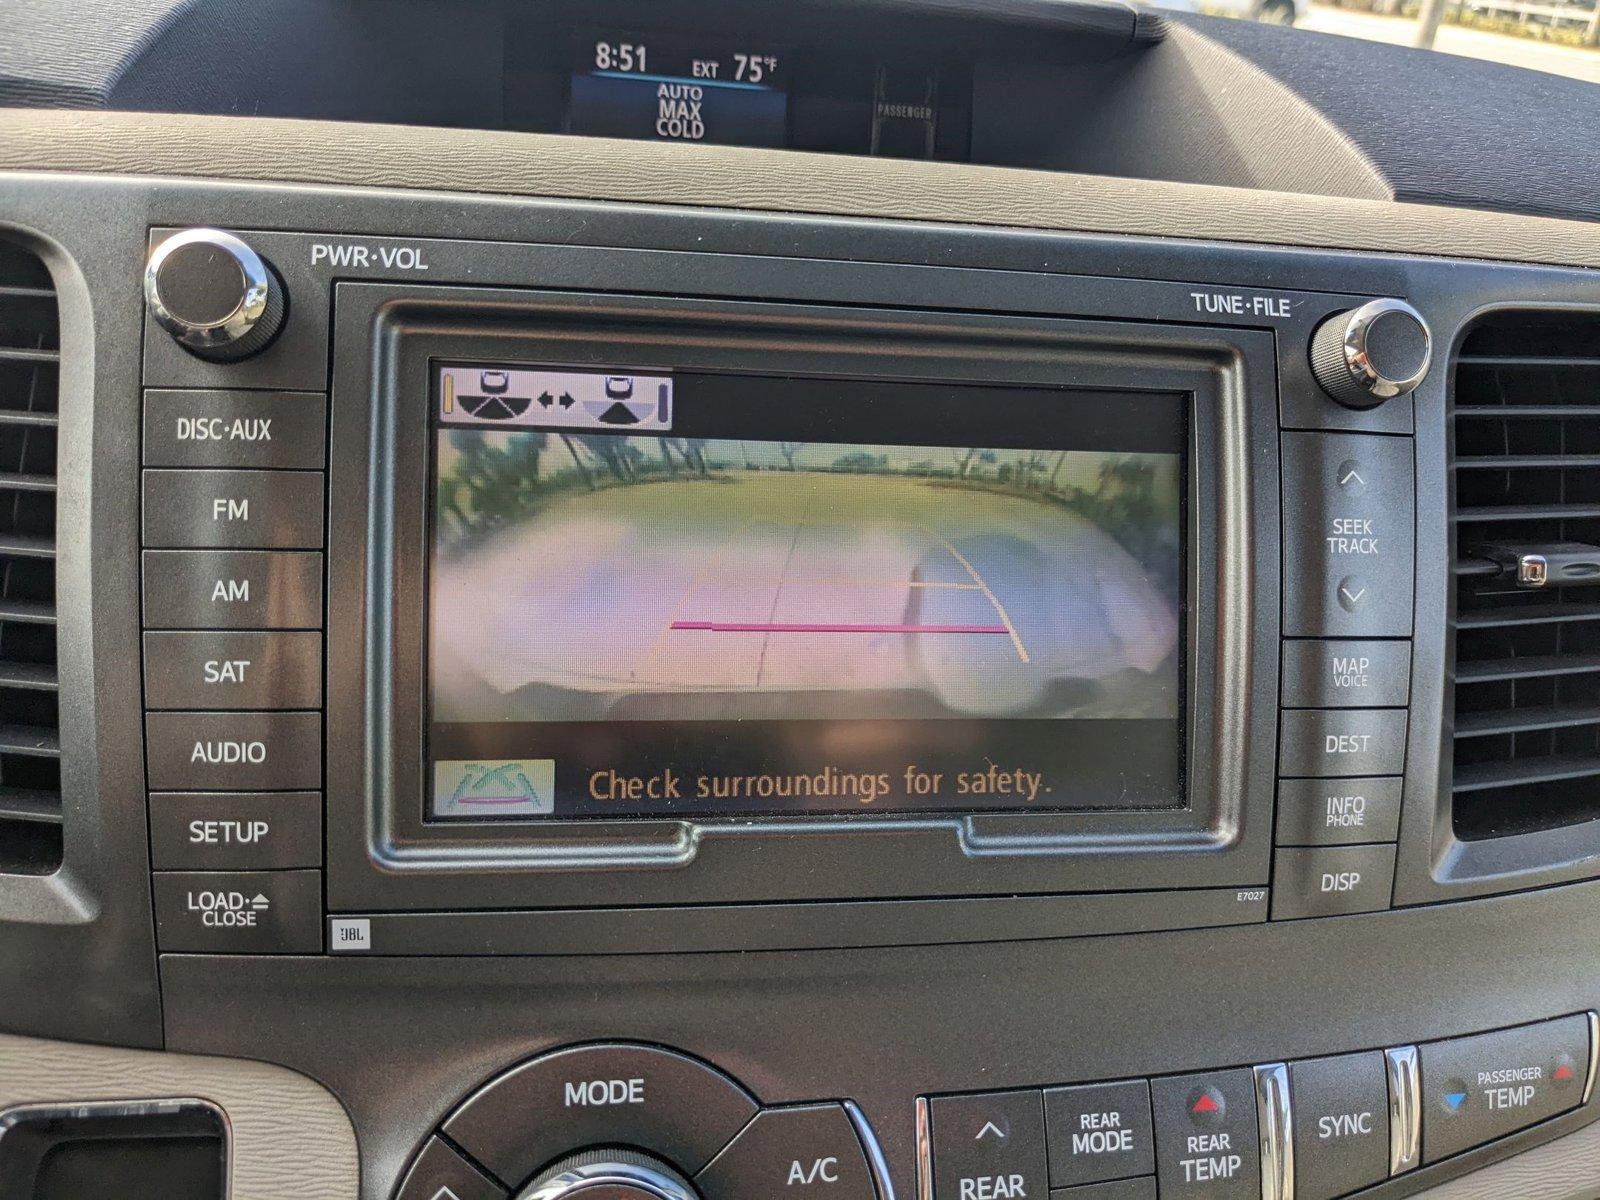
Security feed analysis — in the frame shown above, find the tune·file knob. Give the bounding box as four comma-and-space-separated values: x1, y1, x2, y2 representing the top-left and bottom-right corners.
1309, 298, 1432, 409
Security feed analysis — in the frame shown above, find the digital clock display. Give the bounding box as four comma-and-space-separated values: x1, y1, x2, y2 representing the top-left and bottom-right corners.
568, 32, 788, 147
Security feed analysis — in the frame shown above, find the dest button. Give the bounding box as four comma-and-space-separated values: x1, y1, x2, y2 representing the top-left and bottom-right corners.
1043, 1080, 1153, 1187
1420, 1013, 1591, 1164
929, 1090, 1048, 1200
1150, 1069, 1260, 1199
696, 1104, 874, 1200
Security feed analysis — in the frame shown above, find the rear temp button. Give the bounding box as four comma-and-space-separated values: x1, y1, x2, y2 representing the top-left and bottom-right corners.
1150, 1069, 1260, 1199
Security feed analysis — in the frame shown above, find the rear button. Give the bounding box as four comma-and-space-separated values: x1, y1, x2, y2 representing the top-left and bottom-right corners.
696, 1104, 874, 1200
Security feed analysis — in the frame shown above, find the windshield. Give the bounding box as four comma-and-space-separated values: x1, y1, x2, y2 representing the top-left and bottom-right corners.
1169, 0, 1600, 83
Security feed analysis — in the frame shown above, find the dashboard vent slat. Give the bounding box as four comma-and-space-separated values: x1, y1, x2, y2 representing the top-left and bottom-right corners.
0, 238, 60, 875
1451, 311, 1600, 841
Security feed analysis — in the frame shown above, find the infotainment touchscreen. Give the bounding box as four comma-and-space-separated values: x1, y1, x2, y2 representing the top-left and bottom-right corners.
426, 364, 1186, 820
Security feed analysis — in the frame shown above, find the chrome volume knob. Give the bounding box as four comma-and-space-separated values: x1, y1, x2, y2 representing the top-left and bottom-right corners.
518, 1150, 699, 1200
144, 227, 286, 361
1309, 298, 1432, 409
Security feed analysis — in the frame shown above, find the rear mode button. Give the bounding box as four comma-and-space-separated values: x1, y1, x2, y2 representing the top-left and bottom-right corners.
442, 1043, 758, 1187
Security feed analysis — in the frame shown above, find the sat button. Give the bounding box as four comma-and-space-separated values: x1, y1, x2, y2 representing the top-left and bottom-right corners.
441, 1043, 757, 1187
696, 1104, 874, 1200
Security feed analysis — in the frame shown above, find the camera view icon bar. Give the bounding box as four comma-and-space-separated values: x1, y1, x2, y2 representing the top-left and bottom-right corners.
437, 364, 673, 432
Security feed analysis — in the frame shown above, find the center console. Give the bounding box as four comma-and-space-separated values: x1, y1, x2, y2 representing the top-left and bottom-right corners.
5, 149, 1600, 1200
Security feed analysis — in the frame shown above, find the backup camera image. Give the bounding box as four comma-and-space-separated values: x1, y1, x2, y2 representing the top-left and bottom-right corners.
427, 369, 1186, 819
433, 436, 1180, 723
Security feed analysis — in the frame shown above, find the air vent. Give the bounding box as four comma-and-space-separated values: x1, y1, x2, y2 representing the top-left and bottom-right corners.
1452, 311, 1600, 841
0, 237, 60, 875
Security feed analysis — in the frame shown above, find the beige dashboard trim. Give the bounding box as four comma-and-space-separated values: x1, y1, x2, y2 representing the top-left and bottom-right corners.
0, 1032, 359, 1199
0, 108, 1597, 271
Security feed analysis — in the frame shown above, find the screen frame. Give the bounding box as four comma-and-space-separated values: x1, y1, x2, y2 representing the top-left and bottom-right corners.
327, 281, 1280, 910
424, 370, 1190, 822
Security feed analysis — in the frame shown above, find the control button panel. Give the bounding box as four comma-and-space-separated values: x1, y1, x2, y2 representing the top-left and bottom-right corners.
149, 791, 322, 871
1044, 1080, 1154, 1188
142, 467, 325, 549
1275, 777, 1403, 847
917, 1013, 1594, 1200
927, 1089, 1048, 1200
1420, 1013, 1593, 1164
696, 1104, 874, 1200
443, 1043, 759, 1186
143, 549, 324, 629
1270, 844, 1397, 920
1290, 1052, 1389, 1200
1280, 432, 1415, 639
143, 389, 326, 469
1149, 1070, 1260, 1199
142, 630, 323, 710
151, 868, 322, 953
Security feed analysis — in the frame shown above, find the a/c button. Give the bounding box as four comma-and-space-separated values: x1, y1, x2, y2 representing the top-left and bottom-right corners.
697, 1104, 874, 1200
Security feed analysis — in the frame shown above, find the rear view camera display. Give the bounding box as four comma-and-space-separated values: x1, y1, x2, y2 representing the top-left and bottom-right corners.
427, 367, 1186, 820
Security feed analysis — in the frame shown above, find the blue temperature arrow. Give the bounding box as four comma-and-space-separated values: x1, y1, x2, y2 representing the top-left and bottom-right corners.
1444, 1092, 1468, 1112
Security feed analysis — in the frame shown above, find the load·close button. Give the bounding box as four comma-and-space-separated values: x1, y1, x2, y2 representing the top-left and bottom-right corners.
152, 869, 322, 953
1420, 1013, 1593, 1164
441, 1043, 758, 1187
927, 1090, 1047, 1200
1281, 432, 1414, 638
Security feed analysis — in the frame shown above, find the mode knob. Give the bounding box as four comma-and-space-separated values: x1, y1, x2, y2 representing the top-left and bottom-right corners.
519, 1149, 698, 1200
144, 228, 286, 361
1309, 298, 1432, 409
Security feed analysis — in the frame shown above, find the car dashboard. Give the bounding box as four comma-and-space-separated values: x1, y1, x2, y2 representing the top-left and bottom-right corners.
4, 1, 1600, 1199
